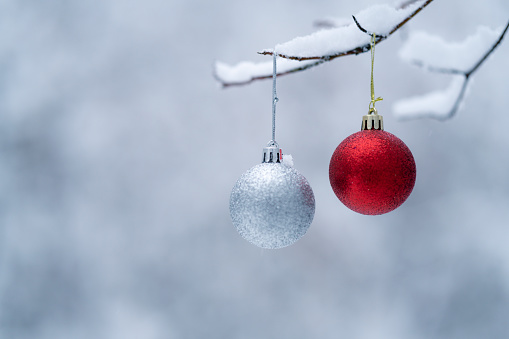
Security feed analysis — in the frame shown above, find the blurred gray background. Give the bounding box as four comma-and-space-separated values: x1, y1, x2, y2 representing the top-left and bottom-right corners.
0, 0, 508, 338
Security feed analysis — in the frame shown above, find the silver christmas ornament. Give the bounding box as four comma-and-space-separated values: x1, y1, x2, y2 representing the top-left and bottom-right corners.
230, 143, 315, 249
229, 51, 314, 249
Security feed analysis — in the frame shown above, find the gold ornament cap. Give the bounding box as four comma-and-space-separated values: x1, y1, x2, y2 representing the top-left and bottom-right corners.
361, 108, 384, 131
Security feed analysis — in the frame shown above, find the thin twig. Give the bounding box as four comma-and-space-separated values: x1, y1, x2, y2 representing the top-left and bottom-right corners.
444, 77, 469, 120
388, 1, 432, 35
352, 15, 370, 35
466, 20, 509, 77
409, 61, 465, 75
313, 18, 348, 29
352, 15, 387, 39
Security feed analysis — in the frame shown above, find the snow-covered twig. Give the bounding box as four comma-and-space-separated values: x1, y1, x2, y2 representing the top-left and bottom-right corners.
214, 0, 433, 88
213, 59, 325, 88
394, 20, 509, 120
352, 15, 387, 39
466, 21, 509, 78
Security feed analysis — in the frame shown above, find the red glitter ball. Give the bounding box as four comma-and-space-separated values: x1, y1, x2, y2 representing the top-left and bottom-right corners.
329, 130, 416, 215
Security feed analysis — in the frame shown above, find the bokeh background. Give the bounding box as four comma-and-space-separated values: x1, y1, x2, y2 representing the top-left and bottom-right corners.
0, 0, 508, 338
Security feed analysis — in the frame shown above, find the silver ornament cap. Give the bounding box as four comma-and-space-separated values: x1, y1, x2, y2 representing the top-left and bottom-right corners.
230, 146, 315, 249
262, 141, 282, 163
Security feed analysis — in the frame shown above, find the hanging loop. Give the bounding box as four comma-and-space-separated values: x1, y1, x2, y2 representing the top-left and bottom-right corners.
262, 48, 283, 163
369, 33, 383, 112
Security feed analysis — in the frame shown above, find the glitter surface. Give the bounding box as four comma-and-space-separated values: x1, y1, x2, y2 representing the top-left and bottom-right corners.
230, 163, 315, 249
329, 130, 416, 215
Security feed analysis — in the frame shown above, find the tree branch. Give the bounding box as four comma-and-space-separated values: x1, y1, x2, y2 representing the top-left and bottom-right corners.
396, 20, 509, 120
214, 0, 434, 88
259, 0, 433, 60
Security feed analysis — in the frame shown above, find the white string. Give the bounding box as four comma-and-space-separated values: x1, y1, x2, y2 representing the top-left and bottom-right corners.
271, 49, 279, 144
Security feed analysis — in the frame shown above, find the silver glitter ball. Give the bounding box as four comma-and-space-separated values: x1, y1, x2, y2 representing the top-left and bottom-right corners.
230, 163, 315, 249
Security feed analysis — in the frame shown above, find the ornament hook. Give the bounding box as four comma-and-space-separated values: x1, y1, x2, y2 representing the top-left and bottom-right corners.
352, 16, 384, 113
368, 33, 383, 112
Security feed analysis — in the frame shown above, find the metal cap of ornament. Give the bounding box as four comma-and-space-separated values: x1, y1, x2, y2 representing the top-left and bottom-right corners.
262, 141, 282, 163
361, 108, 384, 131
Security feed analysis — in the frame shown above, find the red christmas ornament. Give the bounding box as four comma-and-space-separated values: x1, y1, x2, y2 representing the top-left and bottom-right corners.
329, 111, 416, 215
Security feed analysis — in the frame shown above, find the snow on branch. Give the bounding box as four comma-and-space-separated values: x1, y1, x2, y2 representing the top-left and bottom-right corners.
214, 58, 325, 88
393, 76, 468, 120
394, 21, 509, 120
214, 0, 433, 88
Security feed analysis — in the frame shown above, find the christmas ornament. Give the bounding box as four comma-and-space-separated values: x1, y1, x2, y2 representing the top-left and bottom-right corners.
229, 51, 315, 249
329, 33, 416, 215
230, 143, 315, 249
